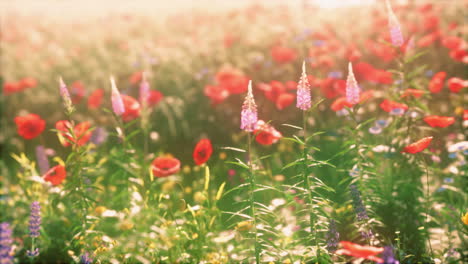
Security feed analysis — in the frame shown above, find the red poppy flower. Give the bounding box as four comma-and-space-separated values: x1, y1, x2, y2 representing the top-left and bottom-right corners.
271, 45, 297, 64
331, 97, 353, 112
257, 81, 286, 103
130, 71, 143, 85
423, 116, 455, 128
336, 241, 384, 263
344, 44, 362, 62
464, 110, 468, 120
121, 95, 141, 122
401, 89, 425, 98
354, 62, 393, 84
70, 81, 86, 104
402, 137, 433, 154
43, 165, 67, 186
18, 77, 37, 90
285, 81, 298, 90
429, 72, 446, 93
3, 82, 21, 95
215, 67, 249, 94
193, 139, 213, 165
320, 78, 346, 99
147, 90, 164, 106
276, 93, 295, 110
447, 77, 467, 93
449, 48, 468, 63
14, 114, 46, 140
55, 120, 92, 147
442, 36, 463, 50
204, 85, 229, 105
254, 120, 282, 145
423, 15, 439, 31
359, 90, 374, 103
88, 89, 104, 109
380, 99, 408, 113
152, 157, 181, 177
417, 31, 440, 48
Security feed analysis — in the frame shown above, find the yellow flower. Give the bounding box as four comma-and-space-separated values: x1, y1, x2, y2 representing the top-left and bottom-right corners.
219, 152, 227, 160
95, 206, 107, 215
119, 220, 134, 230
236, 220, 253, 231
462, 212, 468, 225
194, 191, 207, 204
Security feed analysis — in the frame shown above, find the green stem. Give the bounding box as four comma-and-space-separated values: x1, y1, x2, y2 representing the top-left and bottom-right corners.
302, 111, 320, 259
421, 156, 434, 259
247, 132, 260, 264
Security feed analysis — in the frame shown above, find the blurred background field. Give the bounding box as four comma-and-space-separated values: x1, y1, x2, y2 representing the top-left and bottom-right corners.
1, 0, 467, 263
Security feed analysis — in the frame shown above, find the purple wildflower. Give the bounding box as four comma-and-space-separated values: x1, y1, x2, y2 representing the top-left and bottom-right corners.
29, 201, 41, 238
240, 80, 258, 132
386, 0, 404, 47
35, 145, 50, 175
382, 246, 400, 264
0, 222, 13, 264
26, 248, 39, 258
296, 61, 311, 111
90, 127, 108, 146
110, 76, 125, 116
80, 252, 93, 264
325, 219, 339, 253
139, 72, 150, 105
346, 62, 360, 105
349, 185, 369, 221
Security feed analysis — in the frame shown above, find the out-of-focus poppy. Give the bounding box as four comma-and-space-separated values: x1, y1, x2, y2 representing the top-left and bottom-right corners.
271, 45, 297, 64
152, 157, 181, 177
380, 99, 408, 113
18, 77, 37, 90
130, 71, 143, 85
193, 139, 213, 165
449, 48, 468, 63
70, 81, 86, 104
276, 93, 295, 110
336, 241, 384, 263
401, 88, 425, 98
43, 165, 67, 186
429, 71, 446, 93
417, 31, 440, 48
402, 137, 433, 154
204, 85, 229, 105
320, 78, 346, 99
215, 67, 249, 94
4, 82, 21, 95
331, 97, 353, 112
442, 36, 463, 50
254, 120, 282, 145
121, 95, 141, 122
14, 114, 46, 140
88, 89, 104, 109
447, 77, 467, 93
147, 90, 164, 106
423, 116, 455, 128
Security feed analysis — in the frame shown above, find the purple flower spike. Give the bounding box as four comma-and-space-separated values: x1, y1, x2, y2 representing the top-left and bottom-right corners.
35, 145, 50, 175
59, 77, 73, 112
110, 76, 125, 116
0, 222, 13, 264
139, 72, 150, 105
296, 61, 311, 111
80, 252, 93, 264
386, 0, 404, 47
29, 201, 41, 238
240, 80, 258, 132
382, 246, 400, 264
349, 184, 369, 221
346, 62, 360, 105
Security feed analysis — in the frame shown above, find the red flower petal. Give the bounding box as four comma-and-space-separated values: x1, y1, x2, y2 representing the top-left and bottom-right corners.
429, 72, 446, 93
43, 165, 67, 186
14, 114, 46, 140
152, 157, 181, 178
121, 95, 141, 122
402, 137, 433, 154
193, 139, 213, 165
423, 116, 455, 128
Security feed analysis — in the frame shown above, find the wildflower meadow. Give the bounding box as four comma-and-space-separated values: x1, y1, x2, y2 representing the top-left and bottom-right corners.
1, 0, 467, 263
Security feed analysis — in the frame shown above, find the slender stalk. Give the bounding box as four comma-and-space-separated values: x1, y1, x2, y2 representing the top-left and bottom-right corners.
247, 132, 260, 264
421, 156, 434, 259
302, 111, 320, 259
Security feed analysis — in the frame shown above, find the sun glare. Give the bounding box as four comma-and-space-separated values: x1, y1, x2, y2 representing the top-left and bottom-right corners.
311, 0, 376, 9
